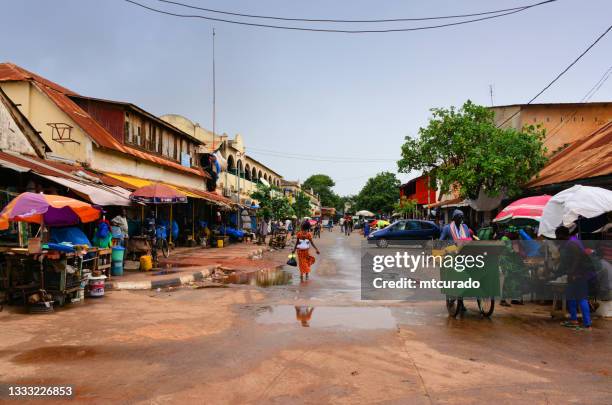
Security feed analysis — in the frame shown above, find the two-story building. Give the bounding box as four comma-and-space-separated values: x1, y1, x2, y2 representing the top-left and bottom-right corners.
160, 114, 284, 205
0, 62, 231, 208
280, 180, 321, 216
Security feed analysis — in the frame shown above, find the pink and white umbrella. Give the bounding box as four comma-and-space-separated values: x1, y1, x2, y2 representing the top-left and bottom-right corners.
493, 195, 552, 223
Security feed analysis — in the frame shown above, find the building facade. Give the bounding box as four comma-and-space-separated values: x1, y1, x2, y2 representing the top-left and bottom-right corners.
0, 63, 212, 192
160, 114, 284, 205
280, 180, 321, 216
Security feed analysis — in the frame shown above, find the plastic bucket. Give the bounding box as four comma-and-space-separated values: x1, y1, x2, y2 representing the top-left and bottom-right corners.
217, 239, 224, 248
140, 255, 153, 271
88, 276, 106, 298
111, 246, 125, 262
111, 261, 124, 276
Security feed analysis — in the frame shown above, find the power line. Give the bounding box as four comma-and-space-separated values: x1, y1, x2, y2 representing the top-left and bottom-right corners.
249, 150, 396, 163
580, 65, 612, 102
124, 0, 552, 34
496, 24, 612, 128
542, 65, 612, 143
247, 146, 395, 161
156, 0, 557, 24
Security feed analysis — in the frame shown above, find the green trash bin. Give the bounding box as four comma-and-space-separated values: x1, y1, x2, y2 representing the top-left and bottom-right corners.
111, 246, 125, 261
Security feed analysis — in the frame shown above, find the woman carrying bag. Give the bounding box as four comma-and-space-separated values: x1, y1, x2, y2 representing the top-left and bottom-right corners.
292, 220, 320, 281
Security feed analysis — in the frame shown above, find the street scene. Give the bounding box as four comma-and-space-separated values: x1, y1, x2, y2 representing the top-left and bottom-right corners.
0, 0, 611, 404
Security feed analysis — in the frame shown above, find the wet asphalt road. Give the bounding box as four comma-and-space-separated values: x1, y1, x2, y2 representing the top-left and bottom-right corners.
0, 230, 611, 404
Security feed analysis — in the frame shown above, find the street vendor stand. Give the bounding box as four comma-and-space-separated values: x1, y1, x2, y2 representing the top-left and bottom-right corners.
0, 192, 101, 311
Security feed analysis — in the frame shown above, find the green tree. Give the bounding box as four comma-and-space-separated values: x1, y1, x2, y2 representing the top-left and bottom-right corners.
393, 197, 418, 218
355, 172, 401, 215
397, 100, 547, 199
251, 183, 293, 220
292, 191, 311, 220
303, 174, 340, 208
336, 195, 357, 213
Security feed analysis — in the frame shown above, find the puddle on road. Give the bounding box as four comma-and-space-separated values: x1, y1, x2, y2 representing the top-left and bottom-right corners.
256, 305, 396, 329
11, 345, 97, 363
224, 267, 293, 287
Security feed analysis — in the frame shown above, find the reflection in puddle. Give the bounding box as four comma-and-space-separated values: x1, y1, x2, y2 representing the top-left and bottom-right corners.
256, 305, 396, 329
295, 306, 315, 327
225, 268, 293, 287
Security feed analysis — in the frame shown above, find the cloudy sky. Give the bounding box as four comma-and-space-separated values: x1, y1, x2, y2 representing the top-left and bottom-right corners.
1, 0, 611, 195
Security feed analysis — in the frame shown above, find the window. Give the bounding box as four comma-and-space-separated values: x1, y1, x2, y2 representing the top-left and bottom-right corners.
406, 221, 419, 230
124, 120, 130, 143
145, 124, 152, 150
135, 125, 142, 146
393, 222, 406, 231
420, 222, 434, 230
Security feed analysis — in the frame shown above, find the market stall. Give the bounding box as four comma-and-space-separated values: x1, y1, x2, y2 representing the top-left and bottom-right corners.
0, 192, 102, 312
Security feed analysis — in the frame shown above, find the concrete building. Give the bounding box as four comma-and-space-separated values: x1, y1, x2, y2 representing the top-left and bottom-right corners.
160, 114, 284, 205
280, 180, 321, 216
492, 102, 612, 155
493, 102, 612, 192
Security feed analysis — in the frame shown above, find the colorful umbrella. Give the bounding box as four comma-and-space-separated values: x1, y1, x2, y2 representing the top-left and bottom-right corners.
493, 195, 551, 223
376, 220, 390, 228
356, 210, 375, 217
130, 183, 187, 204
0, 192, 101, 230
538, 185, 612, 238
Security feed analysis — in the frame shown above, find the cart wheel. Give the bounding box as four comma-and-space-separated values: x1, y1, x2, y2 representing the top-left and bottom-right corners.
477, 297, 495, 317
160, 239, 170, 258
446, 296, 462, 317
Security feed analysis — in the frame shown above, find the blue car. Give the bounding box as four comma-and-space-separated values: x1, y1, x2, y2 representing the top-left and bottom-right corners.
367, 219, 440, 248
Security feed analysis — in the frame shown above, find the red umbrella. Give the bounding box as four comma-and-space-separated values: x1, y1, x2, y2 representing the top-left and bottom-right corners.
130, 183, 187, 204
493, 195, 552, 223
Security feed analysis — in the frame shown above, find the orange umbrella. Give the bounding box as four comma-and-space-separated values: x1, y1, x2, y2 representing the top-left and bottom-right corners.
0, 192, 100, 230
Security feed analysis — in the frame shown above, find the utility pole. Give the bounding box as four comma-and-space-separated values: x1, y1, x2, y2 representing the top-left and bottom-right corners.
212, 28, 216, 150
489, 84, 495, 107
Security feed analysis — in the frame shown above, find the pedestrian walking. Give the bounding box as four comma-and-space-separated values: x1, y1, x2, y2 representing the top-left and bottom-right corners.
292, 220, 320, 281
314, 220, 321, 238
363, 220, 371, 238
257, 216, 269, 245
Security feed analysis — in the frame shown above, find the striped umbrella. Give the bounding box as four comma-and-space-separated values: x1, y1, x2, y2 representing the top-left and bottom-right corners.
0, 192, 100, 230
493, 195, 552, 223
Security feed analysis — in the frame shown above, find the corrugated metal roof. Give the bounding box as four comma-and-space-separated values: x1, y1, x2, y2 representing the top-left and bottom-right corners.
0, 63, 208, 178
0, 62, 78, 95
528, 122, 612, 187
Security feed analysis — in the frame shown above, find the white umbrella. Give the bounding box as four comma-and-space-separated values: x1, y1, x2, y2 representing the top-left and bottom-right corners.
355, 210, 375, 217
538, 185, 612, 238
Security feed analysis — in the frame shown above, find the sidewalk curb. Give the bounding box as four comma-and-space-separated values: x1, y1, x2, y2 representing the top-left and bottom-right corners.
105, 246, 273, 290
106, 265, 217, 291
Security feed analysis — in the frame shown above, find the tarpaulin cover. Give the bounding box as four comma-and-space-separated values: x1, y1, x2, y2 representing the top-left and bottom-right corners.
50, 226, 92, 247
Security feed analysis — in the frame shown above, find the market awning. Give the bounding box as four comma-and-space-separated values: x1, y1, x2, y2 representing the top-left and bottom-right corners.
38, 175, 132, 206
104, 172, 232, 208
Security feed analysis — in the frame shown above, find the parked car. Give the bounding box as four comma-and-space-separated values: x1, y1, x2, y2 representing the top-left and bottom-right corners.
367, 219, 440, 248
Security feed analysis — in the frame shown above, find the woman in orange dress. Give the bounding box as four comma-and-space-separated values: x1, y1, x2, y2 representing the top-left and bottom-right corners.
292, 221, 320, 281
